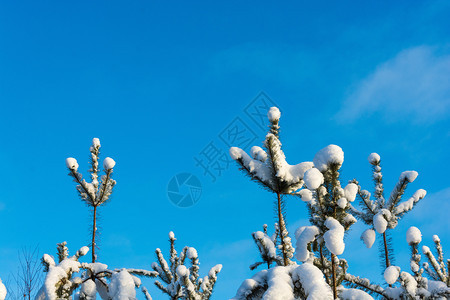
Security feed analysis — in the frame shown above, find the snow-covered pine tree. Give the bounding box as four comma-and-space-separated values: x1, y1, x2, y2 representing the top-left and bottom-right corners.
33, 235, 222, 299
66, 138, 116, 263
294, 144, 360, 299
349, 153, 426, 271
35, 242, 157, 300
230, 107, 364, 299
375, 227, 450, 299
151, 231, 222, 300
230, 107, 312, 266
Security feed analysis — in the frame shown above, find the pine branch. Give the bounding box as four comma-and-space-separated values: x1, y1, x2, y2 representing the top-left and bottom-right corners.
387, 177, 408, 211
423, 246, 446, 282
125, 269, 158, 278
141, 286, 153, 300
344, 273, 387, 298
96, 170, 114, 206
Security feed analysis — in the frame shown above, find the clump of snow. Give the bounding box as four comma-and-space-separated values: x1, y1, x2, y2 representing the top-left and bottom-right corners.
295, 226, 320, 261
109, 269, 136, 300
304, 168, 324, 190
428, 280, 448, 294
368, 153, 380, 165
79, 279, 96, 299
92, 138, 101, 148
344, 183, 358, 202
373, 211, 388, 234
66, 157, 79, 171
103, 157, 116, 170
313, 145, 344, 172
400, 271, 417, 296
422, 245, 431, 254
267, 107, 281, 122
233, 264, 333, 300
298, 189, 314, 203
323, 217, 345, 255
344, 214, 357, 225
233, 271, 268, 300
78, 246, 89, 256
410, 261, 419, 273
287, 162, 314, 183
432, 235, 440, 243
384, 287, 403, 299
186, 247, 198, 259
169, 231, 175, 240
59, 259, 81, 273
209, 264, 223, 276
176, 265, 189, 277
43, 254, 55, 266
384, 266, 400, 285
406, 226, 422, 245
263, 266, 293, 299
400, 171, 418, 183
250, 146, 268, 162
337, 198, 347, 209
87, 262, 108, 274
361, 229, 376, 248
292, 263, 333, 299
229, 147, 243, 160
0, 278, 7, 300
394, 189, 426, 215
339, 288, 374, 300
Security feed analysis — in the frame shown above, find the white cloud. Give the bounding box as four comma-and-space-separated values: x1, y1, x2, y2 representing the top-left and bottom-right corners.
338, 46, 450, 123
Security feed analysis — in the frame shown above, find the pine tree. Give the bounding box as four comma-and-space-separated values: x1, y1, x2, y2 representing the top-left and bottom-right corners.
294, 144, 358, 299
230, 107, 359, 298
230, 107, 311, 266
9, 137, 224, 300
151, 232, 222, 300
35, 242, 157, 300
66, 138, 116, 263
349, 153, 426, 273
375, 227, 450, 299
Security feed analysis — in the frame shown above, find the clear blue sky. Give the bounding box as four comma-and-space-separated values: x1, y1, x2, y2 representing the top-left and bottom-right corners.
0, 1, 449, 299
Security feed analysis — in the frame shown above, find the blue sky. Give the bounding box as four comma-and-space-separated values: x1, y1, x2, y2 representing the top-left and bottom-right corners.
0, 1, 449, 299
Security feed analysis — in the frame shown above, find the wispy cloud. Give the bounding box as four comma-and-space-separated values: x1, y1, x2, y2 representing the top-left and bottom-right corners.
337, 46, 450, 123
